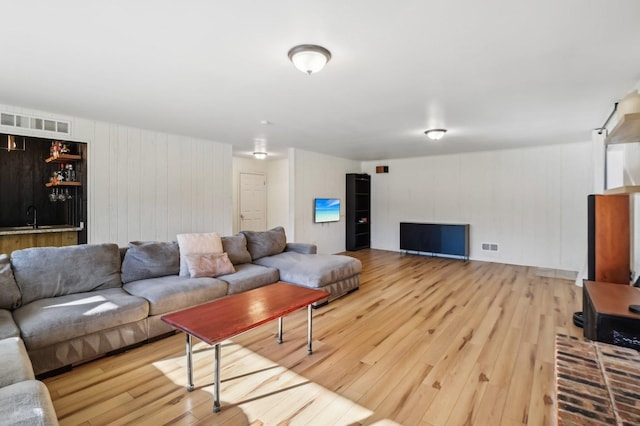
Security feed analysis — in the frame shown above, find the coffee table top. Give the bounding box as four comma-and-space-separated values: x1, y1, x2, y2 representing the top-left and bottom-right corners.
161, 282, 329, 345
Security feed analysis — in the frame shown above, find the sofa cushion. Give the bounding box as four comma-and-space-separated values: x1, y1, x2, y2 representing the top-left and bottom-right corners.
184, 252, 235, 278
121, 241, 180, 283
177, 232, 223, 276
0, 337, 35, 387
285, 243, 317, 255
11, 243, 122, 305
241, 226, 287, 261
12, 288, 149, 350
0, 380, 59, 426
253, 252, 362, 288
217, 263, 279, 295
0, 309, 19, 339
221, 233, 252, 265
123, 275, 228, 316
0, 254, 21, 309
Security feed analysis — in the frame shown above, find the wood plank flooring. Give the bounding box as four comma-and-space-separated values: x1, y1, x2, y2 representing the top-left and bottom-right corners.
44, 249, 583, 425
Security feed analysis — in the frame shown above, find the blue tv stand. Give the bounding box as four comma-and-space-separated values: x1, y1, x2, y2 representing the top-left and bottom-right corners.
400, 222, 469, 260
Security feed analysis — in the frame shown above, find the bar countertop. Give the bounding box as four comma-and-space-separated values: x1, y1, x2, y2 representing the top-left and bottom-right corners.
0, 224, 84, 236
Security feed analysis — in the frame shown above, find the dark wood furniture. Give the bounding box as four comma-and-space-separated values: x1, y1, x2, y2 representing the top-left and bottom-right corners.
583, 280, 640, 350
400, 222, 469, 260
161, 282, 329, 412
587, 194, 630, 284
346, 173, 370, 251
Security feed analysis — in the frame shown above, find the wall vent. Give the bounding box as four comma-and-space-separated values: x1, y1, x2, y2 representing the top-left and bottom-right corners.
0, 112, 71, 136
482, 243, 499, 251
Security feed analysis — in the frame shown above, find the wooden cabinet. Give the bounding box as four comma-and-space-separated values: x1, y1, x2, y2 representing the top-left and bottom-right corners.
587, 194, 630, 284
346, 173, 370, 251
0, 230, 78, 255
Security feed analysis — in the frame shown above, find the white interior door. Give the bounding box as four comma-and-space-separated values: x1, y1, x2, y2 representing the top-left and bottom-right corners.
239, 172, 266, 232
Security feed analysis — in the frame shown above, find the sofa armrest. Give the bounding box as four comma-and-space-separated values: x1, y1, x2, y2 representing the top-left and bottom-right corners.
285, 243, 317, 255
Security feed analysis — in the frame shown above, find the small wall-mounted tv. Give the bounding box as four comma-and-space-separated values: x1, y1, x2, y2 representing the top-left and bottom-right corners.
314, 198, 340, 223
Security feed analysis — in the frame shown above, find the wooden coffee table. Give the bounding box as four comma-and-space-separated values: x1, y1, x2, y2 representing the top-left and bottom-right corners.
161, 282, 329, 412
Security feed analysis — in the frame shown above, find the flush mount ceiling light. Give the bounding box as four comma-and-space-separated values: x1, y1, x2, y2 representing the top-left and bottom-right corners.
424, 129, 447, 141
253, 151, 268, 160
288, 44, 332, 75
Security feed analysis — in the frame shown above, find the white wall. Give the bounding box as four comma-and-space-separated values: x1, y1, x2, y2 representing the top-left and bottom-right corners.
1, 104, 232, 246
363, 142, 592, 272
0, 102, 601, 272
267, 159, 290, 230
622, 142, 640, 281
290, 149, 361, 254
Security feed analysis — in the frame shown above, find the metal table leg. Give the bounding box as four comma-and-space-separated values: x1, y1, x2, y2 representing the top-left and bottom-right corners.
186, 334, 194, 391
307, 305, 313, 354
213, 343, 221, 412
277, 317, 283, 344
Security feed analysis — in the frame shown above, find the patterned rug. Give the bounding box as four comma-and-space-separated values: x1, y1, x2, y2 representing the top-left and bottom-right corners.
555, 334, 640, 425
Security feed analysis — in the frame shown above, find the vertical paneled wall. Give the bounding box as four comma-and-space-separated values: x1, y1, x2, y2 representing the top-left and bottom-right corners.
1, 104, 233, 246
362, 142, 593, 272
82, 122, 232, 245
291, 149, 361, 254
267, 159, 290, 231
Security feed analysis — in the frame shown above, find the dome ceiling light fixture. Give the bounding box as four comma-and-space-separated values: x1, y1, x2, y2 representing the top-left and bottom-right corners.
253, 151, 268, 160
288, 44, 332, 75
424, 128, 447, 141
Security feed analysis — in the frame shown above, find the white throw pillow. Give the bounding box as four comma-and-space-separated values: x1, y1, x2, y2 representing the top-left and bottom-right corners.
184, 252, 236, 278
176, 232, 223, 276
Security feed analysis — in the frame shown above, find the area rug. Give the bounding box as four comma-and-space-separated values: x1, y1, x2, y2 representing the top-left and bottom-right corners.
555, 334, 640, 425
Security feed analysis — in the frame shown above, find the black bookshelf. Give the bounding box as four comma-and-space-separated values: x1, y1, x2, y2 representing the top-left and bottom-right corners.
346, 173, 370, 251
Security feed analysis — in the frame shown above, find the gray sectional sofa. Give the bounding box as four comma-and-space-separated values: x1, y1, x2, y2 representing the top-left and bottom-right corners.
0, 226, 361, 380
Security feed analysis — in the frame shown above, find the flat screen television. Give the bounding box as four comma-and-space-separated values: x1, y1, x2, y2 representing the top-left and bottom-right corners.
314, 198, 340, 223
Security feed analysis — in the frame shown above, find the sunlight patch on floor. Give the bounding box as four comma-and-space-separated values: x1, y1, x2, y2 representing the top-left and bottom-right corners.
152, 339, 379, 424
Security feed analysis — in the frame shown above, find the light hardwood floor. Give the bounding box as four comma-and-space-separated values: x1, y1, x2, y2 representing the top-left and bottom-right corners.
44, 249, 583, 425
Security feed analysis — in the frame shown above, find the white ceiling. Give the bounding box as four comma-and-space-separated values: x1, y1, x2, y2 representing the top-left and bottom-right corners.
1, 0, 639, 161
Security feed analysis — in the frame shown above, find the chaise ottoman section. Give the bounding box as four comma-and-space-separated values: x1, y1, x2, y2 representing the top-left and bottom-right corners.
252, 252, 361, 303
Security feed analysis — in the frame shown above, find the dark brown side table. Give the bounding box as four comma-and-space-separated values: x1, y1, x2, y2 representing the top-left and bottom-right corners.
583, 280, 640, 350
